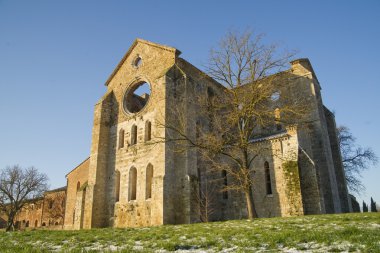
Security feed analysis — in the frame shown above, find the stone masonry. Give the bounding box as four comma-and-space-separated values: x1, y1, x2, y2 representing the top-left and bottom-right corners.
0, 39, 351, 230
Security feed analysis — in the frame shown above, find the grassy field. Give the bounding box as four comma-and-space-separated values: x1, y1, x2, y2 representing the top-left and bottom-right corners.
0, 212, 379, 252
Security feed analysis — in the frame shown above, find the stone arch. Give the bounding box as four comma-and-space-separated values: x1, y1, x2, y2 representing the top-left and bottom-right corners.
145, 164, 153, 199
129, 167, 137, 201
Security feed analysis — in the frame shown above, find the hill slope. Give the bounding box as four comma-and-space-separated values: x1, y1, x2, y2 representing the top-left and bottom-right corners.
0, 213, 379, 252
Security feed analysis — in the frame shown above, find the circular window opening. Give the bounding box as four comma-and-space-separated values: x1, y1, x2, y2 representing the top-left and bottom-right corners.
271, 91, 281, 101
132, 56, 142, 68
123, 82, 151, 114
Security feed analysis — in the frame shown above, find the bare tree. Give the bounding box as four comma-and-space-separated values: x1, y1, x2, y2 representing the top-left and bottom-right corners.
161, 30, 308, 220
194, 171, 218, 222
337, 125, 378, 195
44, 191, 66, 227
0, 165, 48, 231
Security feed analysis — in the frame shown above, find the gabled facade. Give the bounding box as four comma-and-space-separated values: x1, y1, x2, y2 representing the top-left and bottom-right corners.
1, 39, 351, 230
62, 39, 350, 229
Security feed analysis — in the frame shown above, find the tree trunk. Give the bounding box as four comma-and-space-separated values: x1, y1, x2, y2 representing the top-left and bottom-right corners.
245, 186, 258, 220
6, 216, 15, 232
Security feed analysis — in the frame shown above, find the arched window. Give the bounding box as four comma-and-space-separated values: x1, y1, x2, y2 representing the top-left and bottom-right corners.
115, 170, 121, 202
129, 167, 137, 201
131, 124, 137, 145
146, 164, 153, 199
34, 220, 38, 227
275, 108, 282, 131
145, 121, 152, 142
222, 170, 228, 199
207, 87, 215, 98
26, 221, 29, 227
265, 161, 273, 195
49, 200, 53, 209
76, 182, 80, 192
119, 129, 125, 149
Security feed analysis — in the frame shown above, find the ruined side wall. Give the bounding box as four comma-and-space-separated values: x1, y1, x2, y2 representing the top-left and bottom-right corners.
64, 158, 89, 229
163, 59, 227, 224
290, 59, 341, 213
324, 107, 351, 212
13, 200, 43, 229
41, 189, 66, 228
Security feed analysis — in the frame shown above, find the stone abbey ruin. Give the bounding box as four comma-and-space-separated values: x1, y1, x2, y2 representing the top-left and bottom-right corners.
1, 39, 351, 230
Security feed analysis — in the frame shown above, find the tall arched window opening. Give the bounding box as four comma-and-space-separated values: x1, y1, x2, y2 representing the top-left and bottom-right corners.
76, 182, 80, 192
129, 167, 137, 201
115, 170, 121, 202
145, 121, 152, 142
265, 161, 273, 195
274, 108, 282, 131
222, 170, 228, 199
118, 129, 125, 149
146, 164, 153, 199
131, 125, 137, 145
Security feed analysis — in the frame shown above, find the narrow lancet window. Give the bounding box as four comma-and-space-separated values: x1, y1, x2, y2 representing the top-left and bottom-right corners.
119, 129, 125, 149
115, 170, 121, 202
146, 164, 153, 199
145, 121, 151, 142
275, 108, 282, 131
129, 167, 137, 201
131, 124, 137, 145
265, 161, 273, 195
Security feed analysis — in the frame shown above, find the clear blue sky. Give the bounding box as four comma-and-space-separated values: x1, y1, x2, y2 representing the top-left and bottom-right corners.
1, 1, 379, 208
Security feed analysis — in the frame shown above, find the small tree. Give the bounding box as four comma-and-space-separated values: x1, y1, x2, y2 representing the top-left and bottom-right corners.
44, 191, 66, 227
337, 126, 378, 194
194, 175, 218, 222
370, 197, 377, 212
362, 201, 368, 212
0, 165, 48, 231
162, 30, 308, 220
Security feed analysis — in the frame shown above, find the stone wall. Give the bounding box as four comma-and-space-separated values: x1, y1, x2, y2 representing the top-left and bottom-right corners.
58, 40, 351, 229
85, 40, 177, 228
324, 107, 351, 212
13, 199, 43, 229
290, 59, 342, 214
64, 158, 89, 229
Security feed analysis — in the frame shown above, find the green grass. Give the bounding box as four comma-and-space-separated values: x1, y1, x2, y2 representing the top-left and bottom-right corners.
0, 212, 379, 252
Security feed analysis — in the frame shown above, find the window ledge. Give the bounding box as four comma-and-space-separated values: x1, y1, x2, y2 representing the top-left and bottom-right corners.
266, 194, 274, 198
